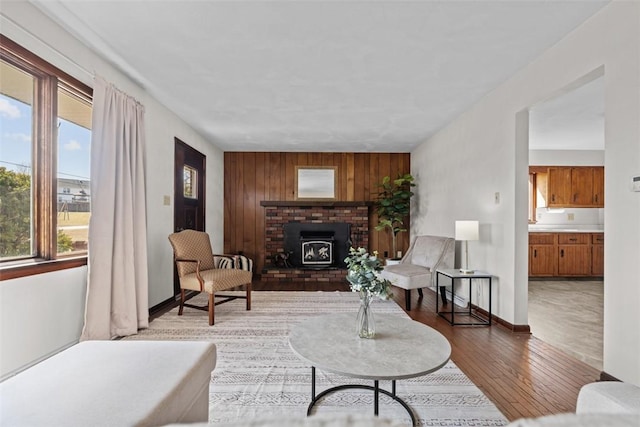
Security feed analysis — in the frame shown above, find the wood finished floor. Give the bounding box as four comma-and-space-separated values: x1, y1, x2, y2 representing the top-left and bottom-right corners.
252, 281, 601, 422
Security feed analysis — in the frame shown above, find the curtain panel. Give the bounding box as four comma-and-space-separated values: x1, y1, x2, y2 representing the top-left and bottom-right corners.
81, 77, 149, 340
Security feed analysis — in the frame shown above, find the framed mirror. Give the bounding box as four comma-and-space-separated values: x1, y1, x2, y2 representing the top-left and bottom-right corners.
295, 166, 337, 200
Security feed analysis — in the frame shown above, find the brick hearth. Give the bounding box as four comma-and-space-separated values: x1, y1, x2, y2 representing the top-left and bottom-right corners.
260, 201, 371, 282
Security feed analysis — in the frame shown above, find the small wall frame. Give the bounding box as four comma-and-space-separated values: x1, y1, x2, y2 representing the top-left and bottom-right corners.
295, 166, 337, 200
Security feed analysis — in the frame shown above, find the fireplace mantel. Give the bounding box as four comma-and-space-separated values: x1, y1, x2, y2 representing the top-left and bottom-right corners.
260, 200, 373, 208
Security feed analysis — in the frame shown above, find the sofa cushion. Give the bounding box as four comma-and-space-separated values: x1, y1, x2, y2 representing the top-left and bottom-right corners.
0, 340, 216, 427
576, 382, 640, 414
507, 413, 640, 427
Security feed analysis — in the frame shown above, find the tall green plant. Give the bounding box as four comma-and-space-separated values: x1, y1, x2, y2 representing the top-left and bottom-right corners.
374, 173, 415, 259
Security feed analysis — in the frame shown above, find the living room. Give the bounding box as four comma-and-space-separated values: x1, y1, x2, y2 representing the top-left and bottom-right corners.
1, 0, 639, 425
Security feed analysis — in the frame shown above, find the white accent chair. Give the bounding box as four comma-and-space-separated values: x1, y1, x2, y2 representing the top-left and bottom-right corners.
381, 235, 455, 310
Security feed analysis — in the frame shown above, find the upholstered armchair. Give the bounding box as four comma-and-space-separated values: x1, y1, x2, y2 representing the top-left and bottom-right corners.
168, 230, 252, 325
381, 235, 455, 310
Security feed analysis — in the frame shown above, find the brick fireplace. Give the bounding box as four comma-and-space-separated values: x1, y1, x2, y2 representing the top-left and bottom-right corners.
260, 201, 371, 282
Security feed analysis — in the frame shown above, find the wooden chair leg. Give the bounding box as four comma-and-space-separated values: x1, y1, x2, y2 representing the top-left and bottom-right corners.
405, 289, 411, 311
178, 289, 185, 316
246, 283, 252, 311
208, 293, 215, 325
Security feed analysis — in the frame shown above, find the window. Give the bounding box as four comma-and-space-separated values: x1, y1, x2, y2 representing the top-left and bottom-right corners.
0, 36, 92, 278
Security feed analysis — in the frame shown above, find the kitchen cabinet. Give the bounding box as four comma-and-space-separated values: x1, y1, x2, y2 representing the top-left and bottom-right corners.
558, 233, 591, 276
592, 167, 605, 207
547, 167, 572, 206
529, 232, 603, 277
592, 233, 604, 276
529, 233, 557, 276
547, 166, 604, 208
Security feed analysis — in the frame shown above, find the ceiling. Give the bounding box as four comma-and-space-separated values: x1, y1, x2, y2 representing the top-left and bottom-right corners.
529, 76, 604, 151
33, 0, 609, 152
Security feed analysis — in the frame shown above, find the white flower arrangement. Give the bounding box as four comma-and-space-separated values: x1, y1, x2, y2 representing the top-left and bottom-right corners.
344, 247, 393, 300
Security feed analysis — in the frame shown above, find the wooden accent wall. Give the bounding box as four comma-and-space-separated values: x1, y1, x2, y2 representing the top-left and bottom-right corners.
224, 152, 411, 275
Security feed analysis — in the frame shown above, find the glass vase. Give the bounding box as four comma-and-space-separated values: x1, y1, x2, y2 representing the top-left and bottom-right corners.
356, 290, 375, 339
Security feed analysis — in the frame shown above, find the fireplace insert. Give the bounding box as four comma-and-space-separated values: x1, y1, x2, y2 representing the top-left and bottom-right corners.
283, 223, 351, 268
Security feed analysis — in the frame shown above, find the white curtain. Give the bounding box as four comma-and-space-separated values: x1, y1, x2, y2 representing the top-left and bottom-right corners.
81, 76, 149, 340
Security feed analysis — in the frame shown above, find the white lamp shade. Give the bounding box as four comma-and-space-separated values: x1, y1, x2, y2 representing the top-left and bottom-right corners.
455, 220, 479, 241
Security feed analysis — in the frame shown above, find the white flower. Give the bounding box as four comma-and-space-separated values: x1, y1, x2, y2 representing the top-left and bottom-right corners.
344, 247, 393, 300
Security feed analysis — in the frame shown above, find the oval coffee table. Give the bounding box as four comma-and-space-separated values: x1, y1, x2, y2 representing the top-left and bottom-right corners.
289, 312, 451, 426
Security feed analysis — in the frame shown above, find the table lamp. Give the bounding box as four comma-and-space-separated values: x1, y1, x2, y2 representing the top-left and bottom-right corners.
455, 220, 479, 274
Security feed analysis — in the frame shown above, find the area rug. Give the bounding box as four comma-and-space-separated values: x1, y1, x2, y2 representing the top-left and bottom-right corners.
124, 291, 507, 426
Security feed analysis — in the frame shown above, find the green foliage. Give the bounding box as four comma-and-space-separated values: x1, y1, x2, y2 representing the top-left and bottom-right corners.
57, 229, 74, 253
374, 173, 416, 256
0, 167, 32, 258
344, 247, 393, 300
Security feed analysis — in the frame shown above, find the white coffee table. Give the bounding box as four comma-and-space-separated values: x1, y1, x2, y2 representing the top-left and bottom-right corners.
288, 313, 451, 425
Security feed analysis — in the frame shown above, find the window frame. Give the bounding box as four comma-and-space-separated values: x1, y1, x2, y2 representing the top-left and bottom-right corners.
0, 35, 91, 280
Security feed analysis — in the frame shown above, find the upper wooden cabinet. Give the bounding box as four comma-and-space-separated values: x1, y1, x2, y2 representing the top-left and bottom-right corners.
592, 167, 605, 206
547, 166, 604, 208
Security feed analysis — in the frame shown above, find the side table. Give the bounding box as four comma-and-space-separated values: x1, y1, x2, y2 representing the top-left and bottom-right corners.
436, 269, 493, 326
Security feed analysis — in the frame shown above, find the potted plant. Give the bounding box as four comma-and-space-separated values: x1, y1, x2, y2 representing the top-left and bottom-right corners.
374, 173, 415, 260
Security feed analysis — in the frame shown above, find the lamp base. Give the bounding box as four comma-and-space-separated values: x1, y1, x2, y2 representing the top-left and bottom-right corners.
459, 268, 475, 274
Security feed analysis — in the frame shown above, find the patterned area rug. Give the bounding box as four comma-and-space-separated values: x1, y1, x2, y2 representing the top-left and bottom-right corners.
124, 291, 507, 426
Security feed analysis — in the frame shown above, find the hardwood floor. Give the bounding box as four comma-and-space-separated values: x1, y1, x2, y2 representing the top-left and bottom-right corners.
253, 281, 601, 422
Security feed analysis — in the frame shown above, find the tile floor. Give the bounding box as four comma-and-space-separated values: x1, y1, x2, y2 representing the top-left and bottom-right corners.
528, 279, 603, 370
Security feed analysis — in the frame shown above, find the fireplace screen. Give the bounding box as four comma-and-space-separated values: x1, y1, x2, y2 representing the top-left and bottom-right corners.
301, 240, 333, 265
283, 223, 350, 268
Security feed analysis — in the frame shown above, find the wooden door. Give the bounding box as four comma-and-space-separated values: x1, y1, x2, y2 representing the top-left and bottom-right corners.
571, 167, 593, 206
174, 138, 206, 233
530, 245, 556, 276
592, 233, 604, 276
558, 246, 591, 276
592, 167, 605, 207
548, 167, 571, 206
174, 138, 206, 294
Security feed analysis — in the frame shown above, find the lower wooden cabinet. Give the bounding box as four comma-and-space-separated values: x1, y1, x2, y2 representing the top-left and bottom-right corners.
529, 232, 603, 277
592, 233, 604, 276
529, 233, 556, 276
530, 245, 557, 276
558, 245, 592, 276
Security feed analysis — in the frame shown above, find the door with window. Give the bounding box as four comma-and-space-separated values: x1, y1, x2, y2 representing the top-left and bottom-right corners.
173, 138, 206, 293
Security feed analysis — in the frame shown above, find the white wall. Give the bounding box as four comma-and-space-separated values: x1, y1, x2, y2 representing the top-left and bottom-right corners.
0, 2, 225, 377
529, 149, 604, 165
411, 1, 640, 384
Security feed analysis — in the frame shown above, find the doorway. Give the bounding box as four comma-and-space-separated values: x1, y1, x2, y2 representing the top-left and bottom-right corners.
173, 138, 206, 294
526, 72, 605, 370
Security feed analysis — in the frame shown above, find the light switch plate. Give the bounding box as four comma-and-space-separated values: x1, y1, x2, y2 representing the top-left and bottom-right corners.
163, 195, 171, 205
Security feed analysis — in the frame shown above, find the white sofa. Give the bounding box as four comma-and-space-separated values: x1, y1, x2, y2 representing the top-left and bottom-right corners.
381, 235, 455, 310
507, 381, 640, 426
0, 340, 216, 427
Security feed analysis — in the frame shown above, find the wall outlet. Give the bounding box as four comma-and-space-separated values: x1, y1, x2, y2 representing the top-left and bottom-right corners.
567, 213, 575, 221
163, 195, 171, 206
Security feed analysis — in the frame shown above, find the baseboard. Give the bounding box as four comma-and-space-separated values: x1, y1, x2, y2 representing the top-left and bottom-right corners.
473, 304, 531, 333
599, 371, 621, 382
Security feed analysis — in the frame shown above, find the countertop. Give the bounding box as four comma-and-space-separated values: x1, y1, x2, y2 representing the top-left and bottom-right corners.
528, 224, 604, 233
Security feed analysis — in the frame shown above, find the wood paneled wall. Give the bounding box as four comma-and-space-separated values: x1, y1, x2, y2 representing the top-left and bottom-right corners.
224, 152, 411, 274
